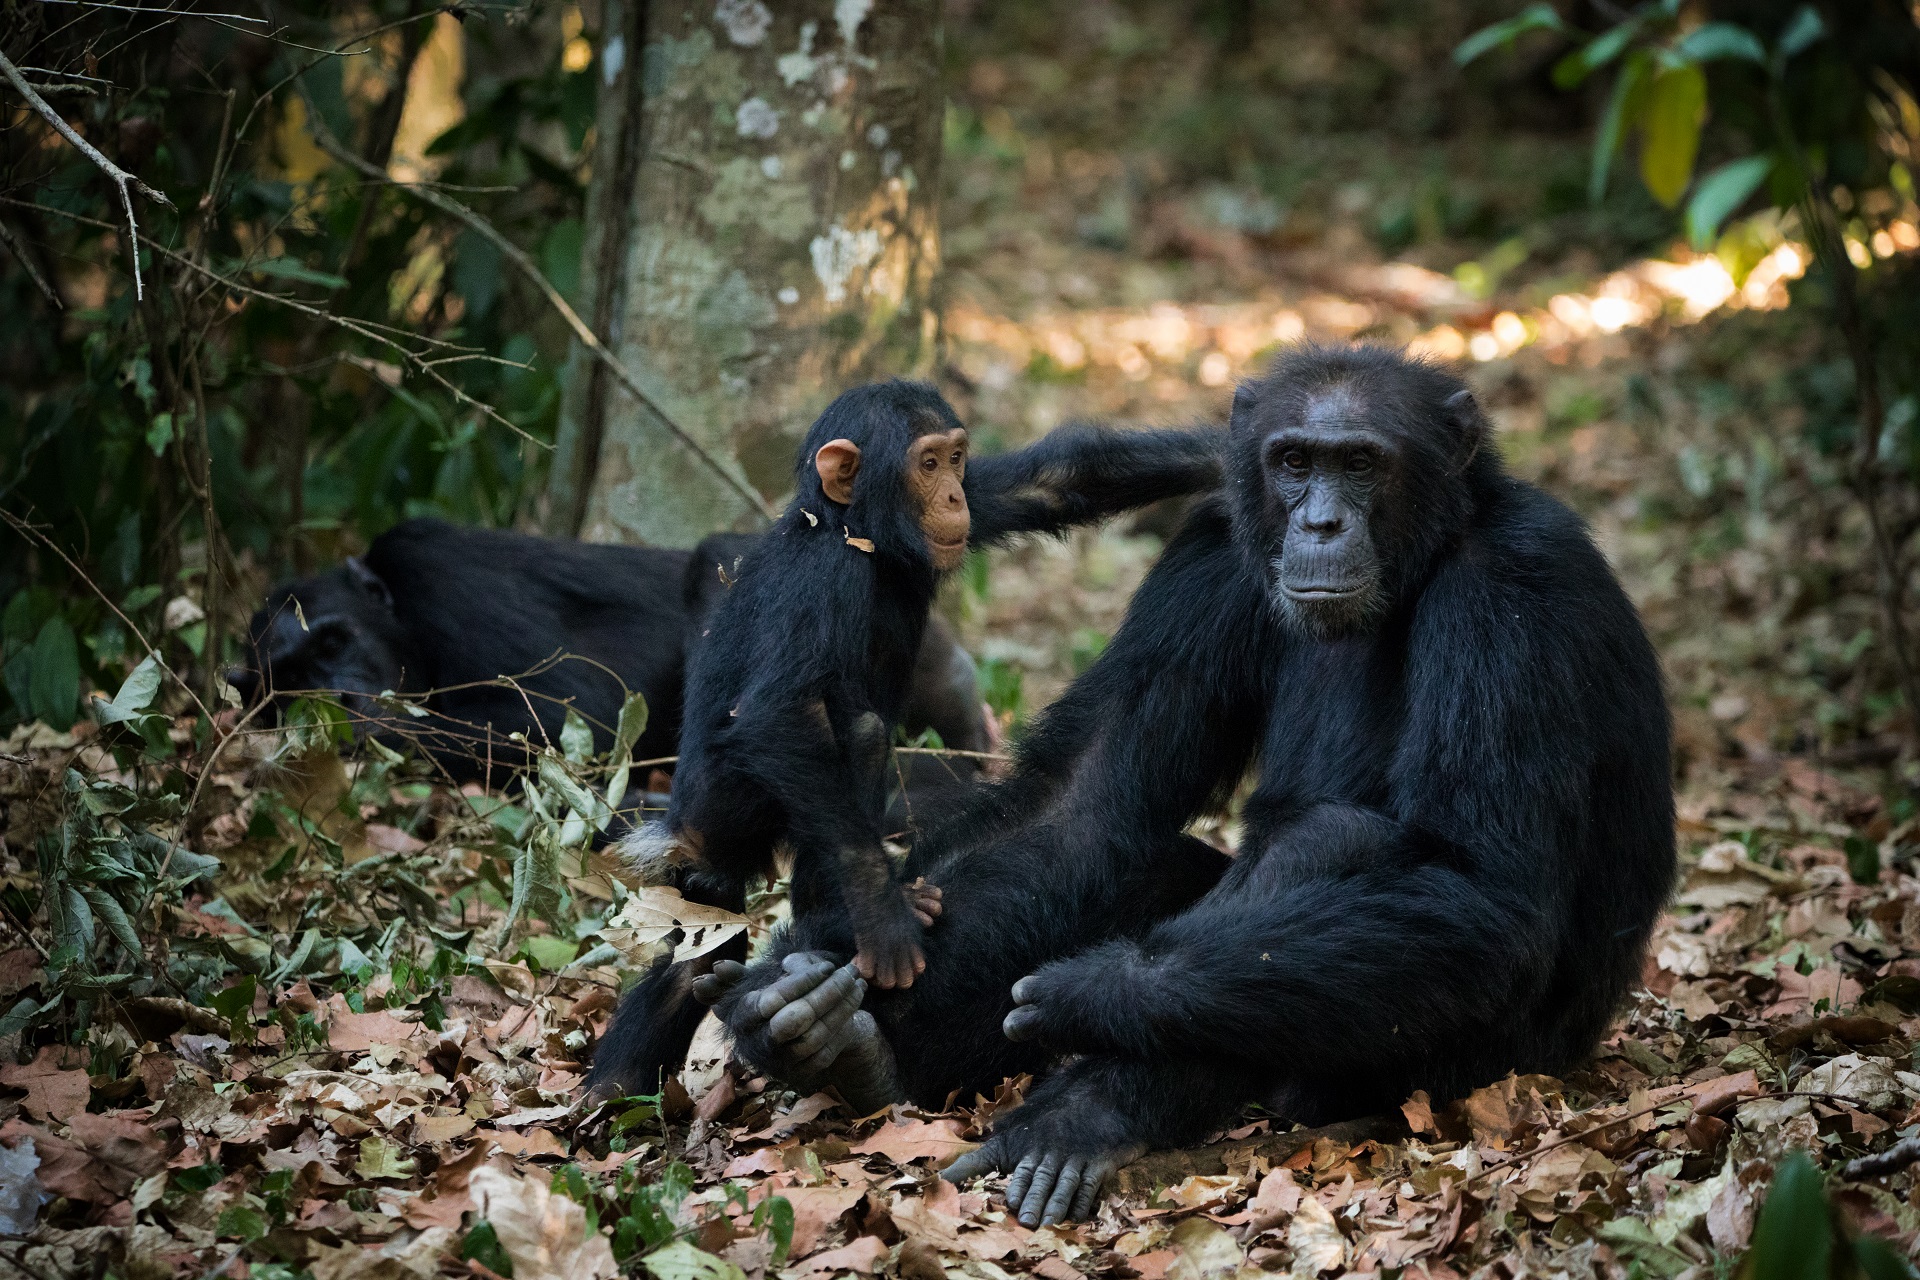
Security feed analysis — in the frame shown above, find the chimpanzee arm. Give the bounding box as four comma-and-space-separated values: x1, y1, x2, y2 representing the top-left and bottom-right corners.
911, 499, 1271, 869
964, 424, 1226, 545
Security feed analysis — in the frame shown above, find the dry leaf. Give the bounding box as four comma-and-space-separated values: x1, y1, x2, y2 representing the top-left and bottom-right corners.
0, 1048, 90, 1122
850, 1116, 975, 1164
779, 1182, 868, 1255
790, 1235, 888, 1276
1159, 1175, 1241, 1211
844, 529, 875, 553
601, 886, 750, 967
1248, 1168, 1301, 1233
1166, 1218, 1243, 1280
1286, 1196, 1346, 1278
1401, 1090, 1436, 1136
470, 1164, 618, 1280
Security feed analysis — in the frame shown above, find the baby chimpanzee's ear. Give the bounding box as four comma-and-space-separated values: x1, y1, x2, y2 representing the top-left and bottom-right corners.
815, 439, 862, 505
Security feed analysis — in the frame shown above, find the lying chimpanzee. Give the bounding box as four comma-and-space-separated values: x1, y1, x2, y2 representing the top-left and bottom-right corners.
584, 385, 1230, 1101
697, 346, 1675, 1226
233, 519, 992, 814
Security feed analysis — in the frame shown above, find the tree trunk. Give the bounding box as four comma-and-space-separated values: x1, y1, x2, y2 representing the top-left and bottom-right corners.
548, 0, 945, 547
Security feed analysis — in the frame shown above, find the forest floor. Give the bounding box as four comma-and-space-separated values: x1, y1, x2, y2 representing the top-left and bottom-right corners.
8, 14, 1920, 1280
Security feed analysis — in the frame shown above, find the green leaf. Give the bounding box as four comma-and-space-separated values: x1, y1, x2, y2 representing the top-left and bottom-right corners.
216, 1204, 271, 1242
641, 1240, 748, 1280
1453, 3, 1565, 66
613, 691, 650, 764
28, 616, 81, 729
1777, 6, 1825, 60
1639, 62, 1707, 208
1672, 22, 1765, 64
78, 886, 142, 960
1747, 1151, 1831, 1280
1845, 834, 1882, 885
249, 257, 348, 290
463, 1221, 514, 1277
146, 412, 174, 457
1555, 18, 1642, 89
753, 1194, 794, 1266
1853, 1234, 1918, 1280
93, 652, 164, 726
1686, 155, 1774, 249
538, 753, 607, 827
560, 708, 594, 764
211, 973, 257, 1037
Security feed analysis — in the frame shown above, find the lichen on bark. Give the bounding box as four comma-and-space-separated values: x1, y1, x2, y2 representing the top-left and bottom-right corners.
549, 0, 944, 547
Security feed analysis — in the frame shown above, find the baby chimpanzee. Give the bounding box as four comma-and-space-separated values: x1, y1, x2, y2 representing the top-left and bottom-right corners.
589, 381, 1226, 1099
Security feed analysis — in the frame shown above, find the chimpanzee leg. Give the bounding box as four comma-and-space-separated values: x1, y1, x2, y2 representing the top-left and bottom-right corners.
716, 830, 1230, 1107
584, 869, 748, 1101
996, 804, 1526, 1095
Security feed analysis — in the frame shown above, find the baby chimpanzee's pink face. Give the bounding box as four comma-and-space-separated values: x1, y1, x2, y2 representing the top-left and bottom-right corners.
910, 427, 969, 570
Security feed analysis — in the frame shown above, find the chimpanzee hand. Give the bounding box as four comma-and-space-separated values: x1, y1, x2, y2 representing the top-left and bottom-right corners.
941, 1063, 1146, 1226
852, 877, 942, 990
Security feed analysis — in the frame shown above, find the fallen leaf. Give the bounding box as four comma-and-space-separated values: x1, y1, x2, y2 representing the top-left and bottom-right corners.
470, 1164, 618, 1280
792, 1234, 889, 1276
641, 1238, 746, 1280
1167, 1217, 1243, 1280
482, 1127, 571, 1160
601, 887, 750, 967
1248, 1168, 1302, 1234
780, 1182, 868, 1255
328, 1007, 427, 1054
1286, 1195, 1346, 1278
1688, 1070, 1759, 1117
1159, 1175, 1241, 1211
309, 1226, 455, 1280
1401, 1090, 1436, 1136
0, 1047, 90, 1122
850, 1116, 975, 1164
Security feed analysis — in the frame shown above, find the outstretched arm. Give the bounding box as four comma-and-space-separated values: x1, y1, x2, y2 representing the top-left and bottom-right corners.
965, 424, 1226, 545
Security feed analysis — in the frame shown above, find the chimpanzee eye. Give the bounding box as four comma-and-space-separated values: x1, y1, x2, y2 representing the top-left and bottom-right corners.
1280, 450, 1309, 472
921, 455, 938, 471
1348, 454, 1375, 474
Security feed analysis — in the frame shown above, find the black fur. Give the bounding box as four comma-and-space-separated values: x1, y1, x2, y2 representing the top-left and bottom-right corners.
586, 379, 1229, 1098
724, 347, 1674, 1169
235, 519, 988, 791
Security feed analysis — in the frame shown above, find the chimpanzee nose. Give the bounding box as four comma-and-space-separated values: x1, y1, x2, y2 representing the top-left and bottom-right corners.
1301, 511, 1345, 537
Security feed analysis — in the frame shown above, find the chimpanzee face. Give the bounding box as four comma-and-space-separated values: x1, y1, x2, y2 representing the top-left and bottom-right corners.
910, 427, 969, 571
1261, 387, 1395, 636
230, 559, 409, 726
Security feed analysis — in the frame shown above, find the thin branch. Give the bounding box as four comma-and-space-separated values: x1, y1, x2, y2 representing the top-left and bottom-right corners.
301, 108, 780, 522
0, 48, 174, 301
4, 195, 550, 453
0, 221, 60, 308
38, 0, 268, 20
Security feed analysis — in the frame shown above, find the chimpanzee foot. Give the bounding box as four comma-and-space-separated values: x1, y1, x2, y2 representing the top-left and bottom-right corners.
1000, 973, 1052, 1043
721, 951, 904, 1114
943, 1131, 1145, 1226
904, 877, 943, 926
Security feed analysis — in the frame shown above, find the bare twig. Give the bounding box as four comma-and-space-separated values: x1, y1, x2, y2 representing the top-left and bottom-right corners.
39, 0, 268, 20
300, 110, 780, 522
0, 48, 174, 301
0, 221, 60, 308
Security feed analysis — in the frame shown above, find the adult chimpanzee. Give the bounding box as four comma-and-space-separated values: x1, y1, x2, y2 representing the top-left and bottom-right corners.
584, 380, 1230, 1100
700, 346, 1674, 1227
234, 520, 989, 795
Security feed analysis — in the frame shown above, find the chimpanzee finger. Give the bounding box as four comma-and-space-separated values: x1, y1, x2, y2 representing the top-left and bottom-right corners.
1005, 1151, 1040, 1211
1040, 1157, 1087, 1226
767, 963, 860, 1044
784, 977, 863, 1061
1001, 1004, 1044, 1042
743, 958, 836, 1028
690, 959, 749, 1006
941, 1135, 1009, 1184
1016, 1154, 1065, 1228
1069, 1163, 1106, 1222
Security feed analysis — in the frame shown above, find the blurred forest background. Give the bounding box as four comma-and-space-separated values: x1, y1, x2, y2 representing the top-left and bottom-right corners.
6, 2, 1920, 1278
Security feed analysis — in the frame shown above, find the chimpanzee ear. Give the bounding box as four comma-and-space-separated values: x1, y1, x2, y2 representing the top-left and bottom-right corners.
1444, 388, 1487, 470
814, 438, 862, 505
1228, 382, 1260, 432
345, 557, 393, 609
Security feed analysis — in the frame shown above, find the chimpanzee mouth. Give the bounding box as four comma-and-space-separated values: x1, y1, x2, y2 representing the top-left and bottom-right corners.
1281, 583, 1365, 599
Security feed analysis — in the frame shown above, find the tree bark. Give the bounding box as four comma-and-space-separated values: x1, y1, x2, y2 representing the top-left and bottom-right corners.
548, 0, 945, 546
